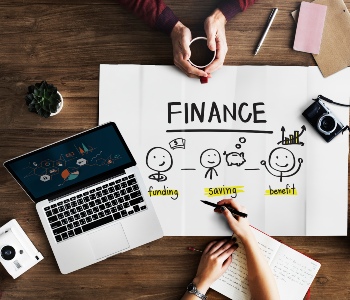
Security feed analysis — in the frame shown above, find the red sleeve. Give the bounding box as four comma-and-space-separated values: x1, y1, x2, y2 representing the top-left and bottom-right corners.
117, 0, 179, 35
238, 0, 256, 11
218, 0, 256, 21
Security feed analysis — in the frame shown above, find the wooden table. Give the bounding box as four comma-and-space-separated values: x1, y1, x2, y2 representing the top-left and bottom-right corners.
0, 1, 349, 299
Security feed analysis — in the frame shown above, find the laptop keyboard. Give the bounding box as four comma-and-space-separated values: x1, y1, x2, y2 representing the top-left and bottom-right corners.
43, 174, 147, 243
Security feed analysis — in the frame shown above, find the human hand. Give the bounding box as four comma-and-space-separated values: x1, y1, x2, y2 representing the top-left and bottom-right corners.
192, 239, 238, 293
204, 9, 228, 74
215, 199, 252, 242
170, 21, 209, 79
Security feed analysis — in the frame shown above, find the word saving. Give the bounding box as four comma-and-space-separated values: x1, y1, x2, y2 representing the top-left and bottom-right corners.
168, 101, 266, 124
206, 186, 238, 198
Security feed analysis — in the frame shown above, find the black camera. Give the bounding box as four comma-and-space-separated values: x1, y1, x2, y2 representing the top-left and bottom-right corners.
302, 98, 346, 143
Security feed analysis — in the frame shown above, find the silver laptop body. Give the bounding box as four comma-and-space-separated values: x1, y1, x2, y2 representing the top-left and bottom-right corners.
4, 122, 163, 274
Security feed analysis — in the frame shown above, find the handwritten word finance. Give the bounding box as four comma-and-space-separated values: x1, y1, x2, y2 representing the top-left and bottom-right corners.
168, 102, 266, 124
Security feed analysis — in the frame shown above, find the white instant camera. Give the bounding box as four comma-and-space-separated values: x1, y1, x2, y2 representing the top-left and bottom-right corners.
0, 219, 43, 279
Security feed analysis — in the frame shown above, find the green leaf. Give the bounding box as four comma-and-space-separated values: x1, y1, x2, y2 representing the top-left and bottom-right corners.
28, 85, 35, 94
38, 86, 44, 98
43, 100, 50, 111
37, 108, 44, 117
49, 104, 58, 113
25, 94, 33, 105
28, 104, 36, 112
41, 81, 48, 90
43, 110, 51, 118
37, 107, 50, 118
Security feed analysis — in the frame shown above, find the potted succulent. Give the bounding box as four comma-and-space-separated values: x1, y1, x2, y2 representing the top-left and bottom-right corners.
25, 81, 63, 118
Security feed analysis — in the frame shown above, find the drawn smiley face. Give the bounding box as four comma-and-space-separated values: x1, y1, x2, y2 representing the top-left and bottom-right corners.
146, 147, 173, 172
268, 147, 295, 172
200, 149, 221, 168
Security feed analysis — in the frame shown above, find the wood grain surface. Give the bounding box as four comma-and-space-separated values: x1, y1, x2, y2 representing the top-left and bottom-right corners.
0, 1, 349, 299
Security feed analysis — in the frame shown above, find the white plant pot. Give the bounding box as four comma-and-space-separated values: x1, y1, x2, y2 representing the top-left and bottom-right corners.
50, 92, 63, 116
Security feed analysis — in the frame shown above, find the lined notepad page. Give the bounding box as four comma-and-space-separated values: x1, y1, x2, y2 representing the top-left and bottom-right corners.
211, 228, 321, 300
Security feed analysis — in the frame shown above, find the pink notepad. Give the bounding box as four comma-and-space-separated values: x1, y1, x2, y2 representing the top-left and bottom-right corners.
293, 1, 327, 55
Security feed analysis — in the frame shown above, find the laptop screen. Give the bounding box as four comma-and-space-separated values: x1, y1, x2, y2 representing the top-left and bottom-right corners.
4, 122, 135, 203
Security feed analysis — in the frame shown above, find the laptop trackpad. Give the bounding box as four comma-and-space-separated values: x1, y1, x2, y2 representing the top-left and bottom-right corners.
88, 223, 130, 260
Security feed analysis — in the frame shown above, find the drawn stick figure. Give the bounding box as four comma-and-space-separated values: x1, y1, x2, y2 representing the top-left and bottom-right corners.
146, 147, 173, 182
200, 149, 221, 180
261, 147, 303, 182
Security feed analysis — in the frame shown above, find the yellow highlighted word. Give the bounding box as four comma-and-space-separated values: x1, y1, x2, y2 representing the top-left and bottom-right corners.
204, 186, 244, 198
265, 184, 297, 196
148, 186, 179, 200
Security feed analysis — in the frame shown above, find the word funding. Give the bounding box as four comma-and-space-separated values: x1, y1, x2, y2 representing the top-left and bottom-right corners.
168, 101, 267, 124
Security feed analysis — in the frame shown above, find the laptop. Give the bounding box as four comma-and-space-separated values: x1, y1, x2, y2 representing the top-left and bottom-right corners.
4, 122, 163, 274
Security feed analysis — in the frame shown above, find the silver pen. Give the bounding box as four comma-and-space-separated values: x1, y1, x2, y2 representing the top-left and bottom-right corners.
254, 8, 278, 55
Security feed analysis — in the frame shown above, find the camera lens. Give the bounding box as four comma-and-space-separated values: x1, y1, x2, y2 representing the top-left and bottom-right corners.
318, 114, 336, 134
1, 245, 16, 260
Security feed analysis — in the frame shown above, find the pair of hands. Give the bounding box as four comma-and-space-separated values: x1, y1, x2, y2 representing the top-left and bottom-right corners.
170, 9, 228, 79
191, 199, 252, 293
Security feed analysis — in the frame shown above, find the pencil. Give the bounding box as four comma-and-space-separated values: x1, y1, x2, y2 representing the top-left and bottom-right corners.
188, 246, 203, 253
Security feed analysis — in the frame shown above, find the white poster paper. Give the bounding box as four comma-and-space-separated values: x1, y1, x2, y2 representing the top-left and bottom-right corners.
99, 65, 349, 236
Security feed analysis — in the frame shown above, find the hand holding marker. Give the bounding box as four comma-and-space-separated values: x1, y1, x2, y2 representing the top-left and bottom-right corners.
200, 200, 247, 218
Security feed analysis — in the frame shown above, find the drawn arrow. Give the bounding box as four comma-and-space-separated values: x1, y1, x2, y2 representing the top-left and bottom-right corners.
277, 126, 285, 145
299, 125, 306, 137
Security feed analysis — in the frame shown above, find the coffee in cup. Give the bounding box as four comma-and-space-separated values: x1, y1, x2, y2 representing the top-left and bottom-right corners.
188, 37, 216, 69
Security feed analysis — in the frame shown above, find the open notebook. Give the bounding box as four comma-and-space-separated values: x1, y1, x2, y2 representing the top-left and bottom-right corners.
211, 227, 321, 300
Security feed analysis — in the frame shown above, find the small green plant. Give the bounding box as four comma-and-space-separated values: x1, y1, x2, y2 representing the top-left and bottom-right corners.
25, 81, 62, 118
